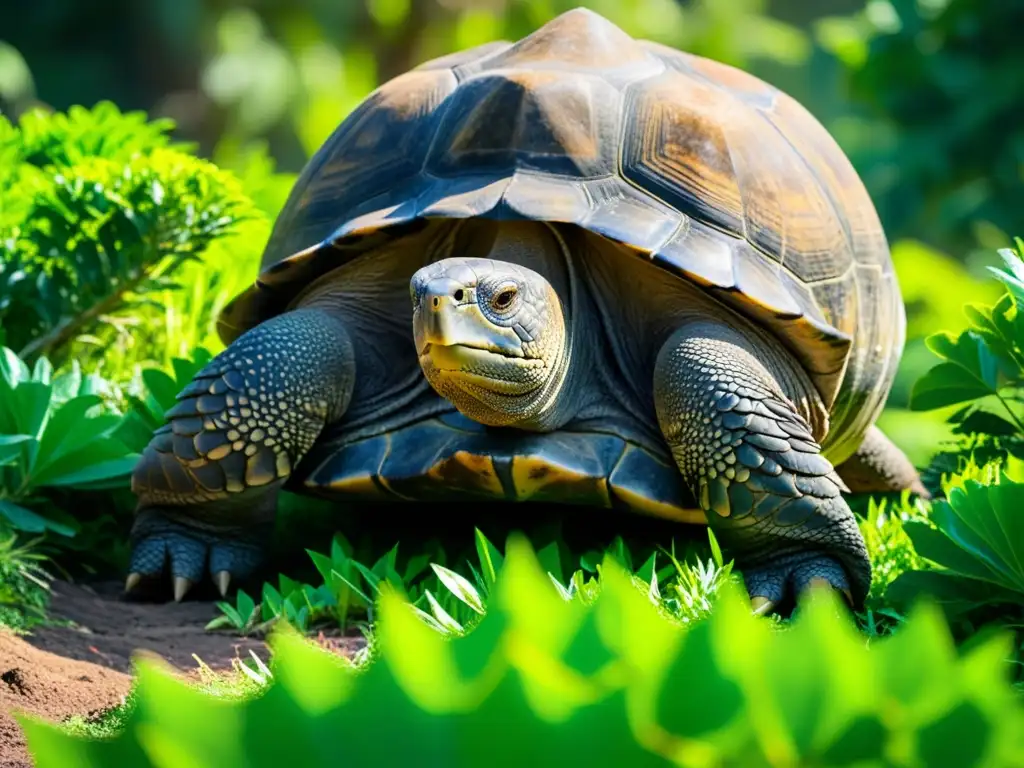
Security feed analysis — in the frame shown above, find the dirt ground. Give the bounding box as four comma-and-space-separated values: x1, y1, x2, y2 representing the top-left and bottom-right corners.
0, 580, 364, 767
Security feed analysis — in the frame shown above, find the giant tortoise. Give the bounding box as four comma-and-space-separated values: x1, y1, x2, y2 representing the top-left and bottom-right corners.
125, 8, 924, 614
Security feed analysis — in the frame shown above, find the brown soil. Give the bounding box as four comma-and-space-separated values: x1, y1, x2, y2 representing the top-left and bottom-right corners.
0, 580, 365, 767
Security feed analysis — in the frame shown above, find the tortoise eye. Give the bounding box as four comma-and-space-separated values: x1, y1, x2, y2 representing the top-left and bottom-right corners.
492, 287, 517, 310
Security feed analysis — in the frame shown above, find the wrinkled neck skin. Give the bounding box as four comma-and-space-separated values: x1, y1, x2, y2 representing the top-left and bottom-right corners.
423, 220, 590, 433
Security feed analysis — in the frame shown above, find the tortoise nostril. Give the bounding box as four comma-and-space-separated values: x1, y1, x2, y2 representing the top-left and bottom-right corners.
432, 296, 440, 308
453, 289, 464, 302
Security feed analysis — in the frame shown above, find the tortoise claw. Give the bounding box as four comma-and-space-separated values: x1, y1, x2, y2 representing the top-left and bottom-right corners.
124, 572, 142, 593
173, 576, 194, 603
750, 596, 775, 616
214, 570, 231, 598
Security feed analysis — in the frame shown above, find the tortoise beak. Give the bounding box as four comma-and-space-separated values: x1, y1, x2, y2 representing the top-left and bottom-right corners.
415, 278, 476, 352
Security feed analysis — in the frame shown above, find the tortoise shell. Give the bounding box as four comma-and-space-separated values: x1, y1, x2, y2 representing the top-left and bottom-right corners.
217, 8, 905, 466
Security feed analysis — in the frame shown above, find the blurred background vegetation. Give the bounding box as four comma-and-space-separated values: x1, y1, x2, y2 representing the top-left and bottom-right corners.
1, 0, 1022, 468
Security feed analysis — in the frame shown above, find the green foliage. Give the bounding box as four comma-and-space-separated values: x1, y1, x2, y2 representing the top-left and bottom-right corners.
111, 347, 213, 453
0, 103, 254, 368
214, 529, 735, 639
0, 346, 137, 536
911, 241, 1024, 478
889, 471, 1024, 618
0, 532, 52, 630
21, 538, 1024, 767
206, 589, 263, 636
894, 243, 1024, 670
840, 0, 1024, 252
857, 496, 927, 604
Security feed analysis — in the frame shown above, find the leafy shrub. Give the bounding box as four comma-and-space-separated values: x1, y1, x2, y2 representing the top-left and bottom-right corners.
0, 346, 136, 536
0, 102, 254, 369
911, 241, 1024, 484
833, 0, 1024, 252
21, 538, 1024, 767
893, 240, 1024, 676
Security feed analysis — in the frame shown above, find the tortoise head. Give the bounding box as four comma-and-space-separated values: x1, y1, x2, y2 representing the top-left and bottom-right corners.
411, 257, 568, 428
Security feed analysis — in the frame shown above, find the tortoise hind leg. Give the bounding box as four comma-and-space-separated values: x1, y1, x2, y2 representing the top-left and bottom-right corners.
835, 425, 930, 499
653, 318, 872, 616
127, 308, 356, 601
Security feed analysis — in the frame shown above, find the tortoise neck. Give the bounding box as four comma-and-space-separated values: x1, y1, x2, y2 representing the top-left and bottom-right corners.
500, 222, 580, 432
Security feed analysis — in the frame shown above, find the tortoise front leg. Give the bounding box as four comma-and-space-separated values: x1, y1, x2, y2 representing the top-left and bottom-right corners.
653, 319, 871, 614
127, 308, 356, 601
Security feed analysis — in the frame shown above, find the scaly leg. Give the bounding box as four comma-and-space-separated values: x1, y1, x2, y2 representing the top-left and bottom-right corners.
127, 308, 355, 601
836, 425, 930, 499
653, 319, 871, 614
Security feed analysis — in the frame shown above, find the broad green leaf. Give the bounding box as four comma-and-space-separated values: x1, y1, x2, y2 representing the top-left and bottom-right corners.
352, 560, 383, 595
0, 347, 30, 388
911, 362, 997, 411
307, 550, 337, 588
30, 394, 105, 471
654, 619, 742, 738
877, 601, 957, 720
901, 520, 1007, 586
216, 602, 244, 629
424, 589, 464, 635
708, 528, 725, 569
50, 362, 82, 402
36, 453, 137, 487
141, 368, 181, 414
5, 380, 53, 439
236, 590, 256, 625
262, 583, 283, 622
535, 540, 563, 582
431, 563, 485, 615
916, 701, 990, 768
377, 587, 478, 712
887, 570, 1023, 614
939, 482, 1024, 593
989, 247, 1024, 309
0, 500, 51, 533
331, 569, 373, 607
911, 330, 1012, 411
30, 356, 52, 384
474, 527, 503, 589
635, 552, 658, 584
0, 434, 31, 466
818, 715, 888, 765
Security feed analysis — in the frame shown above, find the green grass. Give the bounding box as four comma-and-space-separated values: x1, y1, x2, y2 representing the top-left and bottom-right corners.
60, 691, 136, 742
0, 533, 53, 631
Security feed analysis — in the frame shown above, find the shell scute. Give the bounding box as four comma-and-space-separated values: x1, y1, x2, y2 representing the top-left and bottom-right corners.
581, 178, 683, 254
426, 71, 622, 179
622, 68, 746, 235
262, 67, 456, 263
732, 244, 803, 318
501, 171, 591, 224
652, 219, 735, 290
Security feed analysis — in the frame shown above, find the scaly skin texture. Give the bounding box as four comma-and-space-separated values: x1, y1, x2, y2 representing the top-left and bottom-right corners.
128, 307, 356, 598
126, 221, 912, 609
653, 319, 871, 608
410, 232, 574, 431
835, 425, 931, 499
